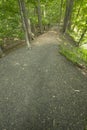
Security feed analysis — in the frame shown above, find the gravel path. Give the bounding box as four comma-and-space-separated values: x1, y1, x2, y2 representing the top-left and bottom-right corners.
0, 31, 87, 130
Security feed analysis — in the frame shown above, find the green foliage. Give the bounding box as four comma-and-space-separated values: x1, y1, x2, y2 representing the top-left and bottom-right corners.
30, 16, 38, 25
42, 18, 49, 25
60, 44, 87, 66
69, 0, 87, 44
0, 0, 24, 42
26, 0, 61, 33
45, 0, 60, 24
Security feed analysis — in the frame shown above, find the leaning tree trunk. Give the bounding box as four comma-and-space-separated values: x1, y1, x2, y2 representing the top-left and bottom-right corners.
37, 0, 43, 33
18, 0, 31, 48
78, 28, 87, 46
63, 0, 74, 33
78, 20, 87, 46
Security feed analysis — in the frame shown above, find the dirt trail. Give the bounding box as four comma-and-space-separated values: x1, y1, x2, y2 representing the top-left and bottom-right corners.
0, 30, 87, 130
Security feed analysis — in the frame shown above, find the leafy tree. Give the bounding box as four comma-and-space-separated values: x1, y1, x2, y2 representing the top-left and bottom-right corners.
68, 0, 87, 45
0, 0, 23, 39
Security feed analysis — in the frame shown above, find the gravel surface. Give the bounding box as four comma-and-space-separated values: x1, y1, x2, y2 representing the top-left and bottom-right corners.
0, 31, 87, 130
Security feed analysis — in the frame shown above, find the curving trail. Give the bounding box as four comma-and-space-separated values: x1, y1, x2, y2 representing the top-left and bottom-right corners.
0, 30, 87, 130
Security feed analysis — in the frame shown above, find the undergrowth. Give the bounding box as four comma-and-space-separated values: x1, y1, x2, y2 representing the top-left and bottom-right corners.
59, 44, 87, 68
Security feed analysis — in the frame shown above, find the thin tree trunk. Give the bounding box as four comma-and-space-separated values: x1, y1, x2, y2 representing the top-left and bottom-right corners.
0, 46, 3, 56
18, 0, 31, 48
37, 0, 43, 33
63, 0, 74, 33
67, 0, 74, 30
78, 28, 87, 46
62, 0, 69, 33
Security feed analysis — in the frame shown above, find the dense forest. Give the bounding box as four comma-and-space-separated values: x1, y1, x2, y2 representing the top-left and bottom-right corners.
0, 0, 87, 62
0, 0, 87, 45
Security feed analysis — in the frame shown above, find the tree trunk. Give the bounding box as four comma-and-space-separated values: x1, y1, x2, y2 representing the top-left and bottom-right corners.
18, 0, 31, 48
67, 0, 74, 30
63, 0, 74, 33
78, 28, 87, 46
37, 0, 43, 33
0, 46, 3, 57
